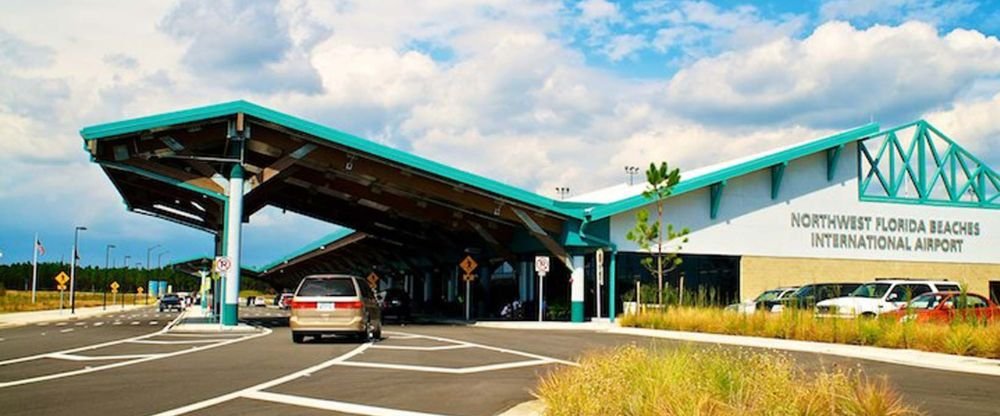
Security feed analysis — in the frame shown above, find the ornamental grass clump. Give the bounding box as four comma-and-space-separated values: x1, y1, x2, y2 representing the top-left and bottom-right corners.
619, 306, 1000, 359
537, 345, 921, 416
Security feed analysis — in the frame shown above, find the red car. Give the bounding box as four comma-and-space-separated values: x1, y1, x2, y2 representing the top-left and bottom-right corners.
887, 292, 1000, 323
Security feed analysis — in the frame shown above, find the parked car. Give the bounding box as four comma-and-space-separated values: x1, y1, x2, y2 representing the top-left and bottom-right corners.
768, 282, 862, 312
289, 274, 382, 344
277, 293, 294, 310
378, 288, 411, 322
726, 287, 798, 314
815, 279, 960, 318
159, 293, 184, 312
885, 292, 1000, 323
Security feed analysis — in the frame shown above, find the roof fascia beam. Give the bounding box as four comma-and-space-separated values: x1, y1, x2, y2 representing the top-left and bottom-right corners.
770, 162, 786, 200
512, 208, 572, 270
710, 181, 726, 220
827, 144, 844, 181
99, 160, 226, 201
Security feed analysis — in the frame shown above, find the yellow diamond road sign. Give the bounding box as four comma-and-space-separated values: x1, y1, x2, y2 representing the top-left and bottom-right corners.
55, 271, 69, 285
459, 256, 478, 275
367, 272, 379, 287
110, 281, 120, 293
137, 287, 144, 294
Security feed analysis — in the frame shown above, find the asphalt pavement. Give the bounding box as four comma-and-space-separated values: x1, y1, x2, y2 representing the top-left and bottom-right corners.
0, 306, 997, 415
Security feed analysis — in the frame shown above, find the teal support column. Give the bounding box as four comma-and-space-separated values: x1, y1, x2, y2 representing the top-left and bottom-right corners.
570, 255, 584, 323
221, 164, 244, 326
608, 250, 617, 323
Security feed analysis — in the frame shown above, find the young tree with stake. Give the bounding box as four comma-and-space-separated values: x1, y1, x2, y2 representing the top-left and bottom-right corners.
625, 162, 690, 305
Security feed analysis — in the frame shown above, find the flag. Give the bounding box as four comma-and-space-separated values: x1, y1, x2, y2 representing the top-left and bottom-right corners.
35, 239, 45, 256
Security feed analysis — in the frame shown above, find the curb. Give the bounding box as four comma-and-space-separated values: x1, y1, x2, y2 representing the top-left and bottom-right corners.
610, 326, 1000, 377
498, 399, 545, 416
0, 304, 151, 329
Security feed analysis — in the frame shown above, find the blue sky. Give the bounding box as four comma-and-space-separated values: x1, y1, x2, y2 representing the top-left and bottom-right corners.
1, 0, 999, 268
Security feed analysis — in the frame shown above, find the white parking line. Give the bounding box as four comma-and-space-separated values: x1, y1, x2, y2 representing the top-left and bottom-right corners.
55, 322, 67, 326
243, 391, 444, 416
129, 339, 225, 345
94, 322, 104, 327
149, 321, 159, 325
153, 342, 370, 416
131, 321, 140, 325
75, 322, 86, 326
0, 312, 267, 390
37, 323, 49, 327
335, 359, 555, 374
60, 329, 74, 333
370, 344, 473, 351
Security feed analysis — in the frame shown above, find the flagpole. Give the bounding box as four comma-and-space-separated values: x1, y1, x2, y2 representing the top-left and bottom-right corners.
31, 233, 38, 304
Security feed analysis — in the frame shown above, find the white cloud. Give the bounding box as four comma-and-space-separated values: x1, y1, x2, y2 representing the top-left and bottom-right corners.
642, 1, 807, 58
924, 92, 1000, 158
664, 21, 1000, 128
820, 0, 980, 26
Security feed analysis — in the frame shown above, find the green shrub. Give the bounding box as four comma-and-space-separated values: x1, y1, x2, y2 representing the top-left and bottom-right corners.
537, 345, 921, 416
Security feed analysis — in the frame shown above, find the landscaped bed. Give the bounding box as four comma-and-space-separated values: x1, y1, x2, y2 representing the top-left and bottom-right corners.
537, 345, 920, 415
619, 307, 1000, 359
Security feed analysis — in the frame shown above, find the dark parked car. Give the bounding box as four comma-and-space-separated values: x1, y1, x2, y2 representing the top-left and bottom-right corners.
159, 293, 184, 312
766, 283, 861, 312
378, 288, 411, 322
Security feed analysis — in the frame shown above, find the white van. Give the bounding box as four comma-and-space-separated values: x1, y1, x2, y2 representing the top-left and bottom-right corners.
815, 279, 961, 318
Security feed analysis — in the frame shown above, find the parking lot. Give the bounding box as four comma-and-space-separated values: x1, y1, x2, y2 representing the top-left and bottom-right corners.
1, 306, 999, 415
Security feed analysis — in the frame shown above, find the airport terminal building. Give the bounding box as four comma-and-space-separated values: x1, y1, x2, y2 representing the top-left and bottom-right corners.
81, 102, 1000, 323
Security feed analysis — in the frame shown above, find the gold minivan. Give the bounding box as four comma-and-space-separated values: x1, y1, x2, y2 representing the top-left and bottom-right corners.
289, 274, 382, 343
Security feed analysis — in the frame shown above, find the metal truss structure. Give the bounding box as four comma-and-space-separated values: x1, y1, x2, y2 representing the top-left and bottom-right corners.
859, 120, 1000, 209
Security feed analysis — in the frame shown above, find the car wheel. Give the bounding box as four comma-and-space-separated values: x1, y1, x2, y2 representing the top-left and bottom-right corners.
361, 316, 375, 343
860, 312, 877, 319
292, 333, 305, 343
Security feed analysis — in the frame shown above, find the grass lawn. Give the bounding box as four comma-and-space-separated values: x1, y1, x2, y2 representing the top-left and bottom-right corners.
0, 290, 153, 313
620, 307, 1000, 359
538, 345, 921, 415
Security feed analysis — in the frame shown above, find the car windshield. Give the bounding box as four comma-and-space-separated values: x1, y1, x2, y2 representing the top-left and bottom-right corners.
297, 278, 357, 297
754, 290, 784, 302
850, 283, 892, 299
791, 286, 813, 297
906, 293, 942, 310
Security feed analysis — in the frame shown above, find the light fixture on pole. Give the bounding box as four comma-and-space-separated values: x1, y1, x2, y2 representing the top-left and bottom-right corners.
625, 166, 640, 185
555, 187, 570, 200
146, 244, 161, 271
104, 244, 115, 310
70, 226, 87, 314
158, 250, 170, 269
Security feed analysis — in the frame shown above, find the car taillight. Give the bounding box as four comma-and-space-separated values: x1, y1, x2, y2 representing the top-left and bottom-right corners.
335, 301, 363, 309
291, 301, 316, 309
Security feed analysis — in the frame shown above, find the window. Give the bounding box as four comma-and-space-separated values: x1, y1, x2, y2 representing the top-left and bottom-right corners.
936, 284, 961, 292
888, 284, 930, 302
851, 283, 891, 299
297, 278, 357, 297
907, 293, 943, 310
955, 294, 989, 309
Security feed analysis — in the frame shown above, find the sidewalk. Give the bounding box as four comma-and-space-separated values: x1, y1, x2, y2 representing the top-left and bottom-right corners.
0, 304, 150, 328
168, 306, 260, 333
473, 320, 1000, 377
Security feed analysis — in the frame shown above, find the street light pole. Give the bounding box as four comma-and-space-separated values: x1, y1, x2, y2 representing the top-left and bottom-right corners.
104, 244, 115, 311
70, 226, 87, 314
146, 244, 161, 271
158, 251, 170, 269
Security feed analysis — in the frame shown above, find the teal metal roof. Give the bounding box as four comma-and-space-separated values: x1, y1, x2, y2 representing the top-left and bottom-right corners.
585, 123, 881, 220
80, 100, 583, 219
255, 228, 357, 273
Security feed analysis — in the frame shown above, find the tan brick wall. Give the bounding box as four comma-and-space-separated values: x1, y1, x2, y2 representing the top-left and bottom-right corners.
740, 256, 1000, 301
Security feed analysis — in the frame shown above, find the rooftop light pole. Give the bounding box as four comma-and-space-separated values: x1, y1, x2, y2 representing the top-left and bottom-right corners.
146, 244, 161, 271
555, 187, 570, 200
625, 166, 640, 185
